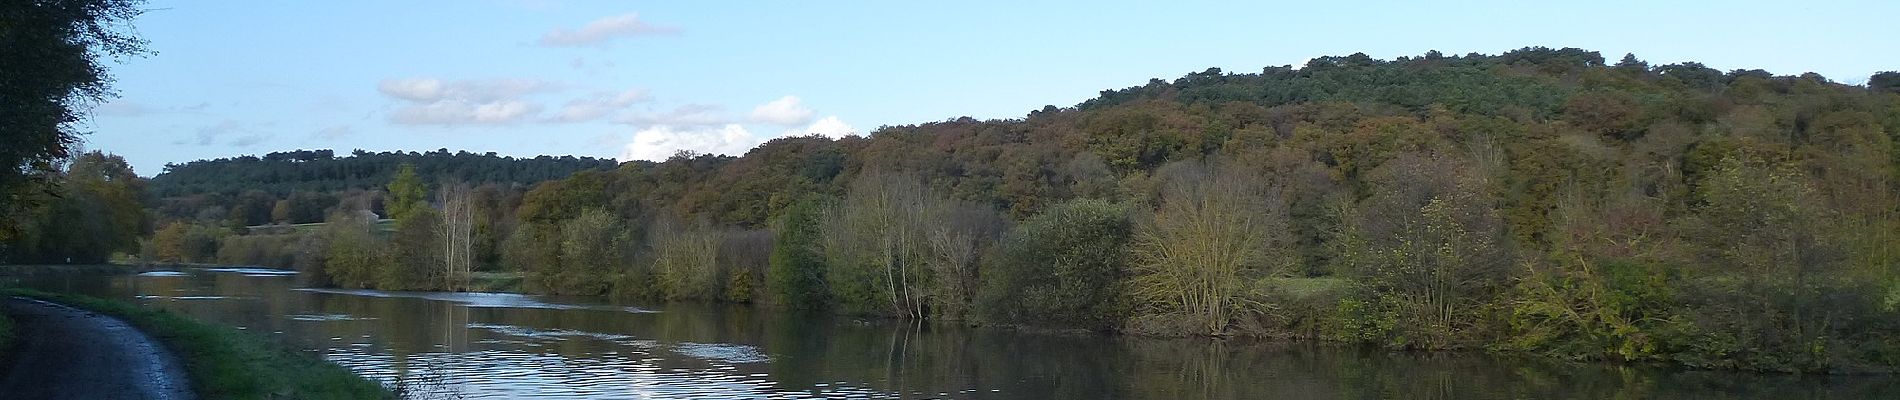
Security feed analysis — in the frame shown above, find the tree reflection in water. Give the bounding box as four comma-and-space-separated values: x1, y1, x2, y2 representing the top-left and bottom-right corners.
4, 267, 1893, 399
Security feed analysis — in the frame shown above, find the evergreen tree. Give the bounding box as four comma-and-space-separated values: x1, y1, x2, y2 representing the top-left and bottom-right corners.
385, 163, 427, 221
769, 195, 830, 310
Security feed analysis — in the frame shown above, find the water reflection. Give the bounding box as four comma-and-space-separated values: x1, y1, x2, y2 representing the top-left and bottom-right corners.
3, 267, 1895, 399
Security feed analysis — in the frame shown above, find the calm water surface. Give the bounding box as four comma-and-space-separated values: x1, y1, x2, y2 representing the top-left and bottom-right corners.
5, 266, 1895, 399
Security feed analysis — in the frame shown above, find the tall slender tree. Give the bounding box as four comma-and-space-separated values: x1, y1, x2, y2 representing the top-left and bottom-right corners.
438, 183, 474, 291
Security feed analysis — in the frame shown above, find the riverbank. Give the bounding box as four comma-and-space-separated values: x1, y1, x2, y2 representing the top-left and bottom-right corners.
0, 289, 392, 399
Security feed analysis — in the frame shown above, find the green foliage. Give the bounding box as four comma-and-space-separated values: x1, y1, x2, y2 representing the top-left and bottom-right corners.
146, 221, 226, 263
769, 195, 830, 310
1509, 257, 1687, 362
1677, 156, 1870, 371
213, 233, 301, 268
381, 208, 443, 290
548, 208, 626, 295
1, 152, 149, 264
147, 148, 614, 198
321, 212, 385, 289
1872, 71, 1900, 94
650, 217, 722, 300
0, 0, 149, 239
979, 198, 1135, 330
1127, 159, 1292, 335
822, 174, 938, 316
1334, 152, 1510, 349
384, 163, 427, 221
719, 229, 774, 303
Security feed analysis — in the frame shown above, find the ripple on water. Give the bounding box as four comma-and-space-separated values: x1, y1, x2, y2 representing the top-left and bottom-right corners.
202, 267, 298, 276
135, 271, 187, 277
673, 342, 770, 364
202, 267, 299, 276
466, 323, 638, 342
287, 313, 375, 322
315, 344, 901, 400
294, 288, 658, 314
136, 295, 235, 300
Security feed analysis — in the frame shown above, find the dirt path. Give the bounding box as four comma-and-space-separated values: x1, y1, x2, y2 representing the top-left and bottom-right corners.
0, 297, 194, 400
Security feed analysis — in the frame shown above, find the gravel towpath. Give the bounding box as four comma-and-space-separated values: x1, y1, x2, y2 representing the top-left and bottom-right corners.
0, 297, 194, 400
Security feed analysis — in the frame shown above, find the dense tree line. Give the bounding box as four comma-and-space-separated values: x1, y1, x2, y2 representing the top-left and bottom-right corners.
151, 149, 614, 198
146, 149, 605, 226
1, 152, 149, 263
182, 47, 1900, 373
1, 0, 147, 241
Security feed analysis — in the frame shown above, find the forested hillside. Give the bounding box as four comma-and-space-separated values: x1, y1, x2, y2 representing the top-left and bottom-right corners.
151, 149, 614, 197
153, 47, 1900, 373
145, 149, 613, 225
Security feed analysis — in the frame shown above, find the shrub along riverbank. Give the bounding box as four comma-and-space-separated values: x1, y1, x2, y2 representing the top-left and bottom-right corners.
0, 289, 391, 399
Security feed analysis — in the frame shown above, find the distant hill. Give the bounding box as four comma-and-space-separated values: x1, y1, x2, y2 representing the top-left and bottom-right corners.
148, 149, 616, 198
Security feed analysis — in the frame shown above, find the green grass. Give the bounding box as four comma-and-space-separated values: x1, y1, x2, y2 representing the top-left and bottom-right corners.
468, 271, 525, 292
1, 289, 392, 399
245, 219, 398, 234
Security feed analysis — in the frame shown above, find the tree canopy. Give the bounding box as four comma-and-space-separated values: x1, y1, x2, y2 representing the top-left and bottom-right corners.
0, 0, 148, 238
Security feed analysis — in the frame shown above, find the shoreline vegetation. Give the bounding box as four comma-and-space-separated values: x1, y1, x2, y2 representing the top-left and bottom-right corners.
8, 47, 1900, 375
0, 288, 393, 399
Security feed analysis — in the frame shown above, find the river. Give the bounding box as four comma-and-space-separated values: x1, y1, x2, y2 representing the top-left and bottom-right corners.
3, 266, 1893, 399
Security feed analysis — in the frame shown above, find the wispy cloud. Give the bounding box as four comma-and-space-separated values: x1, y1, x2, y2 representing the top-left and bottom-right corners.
96, 100, 211, 117
377, 78, 556, 103
312, 125, 355, 139
177, 120, 273, 146
549, 89, 651, 123
390, 100, 543, 126
378, 78, 559, 126
539, 13, 678, 47
615, 104, 731, 128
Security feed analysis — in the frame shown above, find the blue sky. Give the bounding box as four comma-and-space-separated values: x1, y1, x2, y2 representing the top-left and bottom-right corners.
82, 0, 1900, 176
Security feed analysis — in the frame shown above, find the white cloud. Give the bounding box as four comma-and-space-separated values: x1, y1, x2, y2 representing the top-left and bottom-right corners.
783, 115, 857, 139
615, 104, 730, 128
539, 13, 678, 47
376, 79, 444, 101
550, 89, 651, 123
618, 114, 857, 162
620, 124, 758, 161
378, 78, 558, 126
391, 100, 542, 125
377, 78, 555, 102
748, 95, 814, 126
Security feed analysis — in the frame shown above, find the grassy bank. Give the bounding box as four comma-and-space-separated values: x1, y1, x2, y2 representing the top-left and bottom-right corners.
468, 271, 524, 292
1, 289, 391, 399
